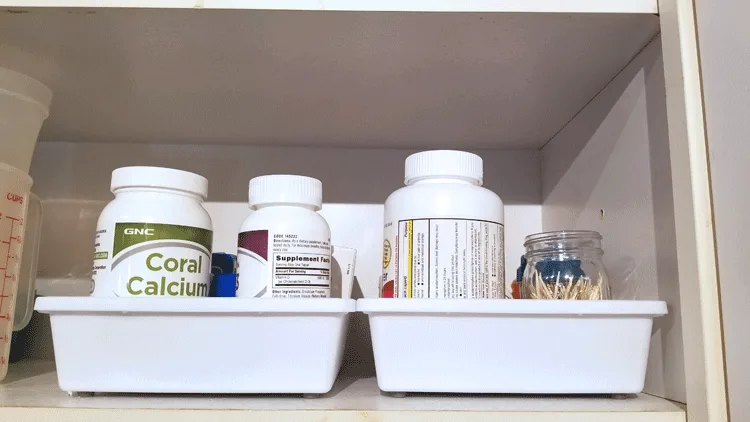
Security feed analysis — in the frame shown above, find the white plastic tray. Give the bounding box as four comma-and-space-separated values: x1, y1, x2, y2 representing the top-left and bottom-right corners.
358, 299, 667, 395
35, 297, 356, 394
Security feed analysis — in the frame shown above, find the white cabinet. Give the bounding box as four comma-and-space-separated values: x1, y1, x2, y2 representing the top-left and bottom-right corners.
0, 0, 727, 420
694, 0, 750, 421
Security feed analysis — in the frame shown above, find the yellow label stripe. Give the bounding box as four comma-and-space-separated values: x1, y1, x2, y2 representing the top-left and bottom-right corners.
407, 220, 413, 298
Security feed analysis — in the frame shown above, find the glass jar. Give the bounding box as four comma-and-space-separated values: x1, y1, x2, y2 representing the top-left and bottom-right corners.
521, 230, 610, 300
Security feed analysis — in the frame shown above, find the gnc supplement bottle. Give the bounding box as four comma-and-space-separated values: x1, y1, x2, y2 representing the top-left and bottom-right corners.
381, 150, 504, 298
92, 167, 213, 297
237, 175, 332, 298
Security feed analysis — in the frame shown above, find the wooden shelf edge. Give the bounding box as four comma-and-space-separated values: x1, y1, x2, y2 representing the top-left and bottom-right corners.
0, 361, 686, 421
2, 407, 686, 422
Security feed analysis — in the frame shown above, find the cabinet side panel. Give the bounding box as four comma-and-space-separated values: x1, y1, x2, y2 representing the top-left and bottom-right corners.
541, 38, 685, 402
694, 0, 750, 420
658, 0, 727, 419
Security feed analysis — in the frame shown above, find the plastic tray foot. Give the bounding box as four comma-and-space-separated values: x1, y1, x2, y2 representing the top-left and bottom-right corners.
68, 391, 95, 397
303, 393, 321, 399
388, 391, 407, 398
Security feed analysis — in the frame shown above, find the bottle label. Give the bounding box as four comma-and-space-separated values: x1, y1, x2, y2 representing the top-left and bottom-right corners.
381, 218, 504, 298
237, 230, 331, 298
91, 222, 213, 297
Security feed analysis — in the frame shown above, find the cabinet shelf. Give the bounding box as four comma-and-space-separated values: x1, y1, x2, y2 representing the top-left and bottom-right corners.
0, 8, 658, 148
0, 361, 685, 421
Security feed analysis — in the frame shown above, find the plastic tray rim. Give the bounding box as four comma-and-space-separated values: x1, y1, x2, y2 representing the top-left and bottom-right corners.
35, 297, 357, 314
357, 298, 668, 316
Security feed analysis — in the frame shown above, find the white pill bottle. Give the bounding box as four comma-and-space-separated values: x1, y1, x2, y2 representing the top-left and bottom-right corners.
381, 150, 505, 299
237, 175, 332, 298
92, 166, 213, 297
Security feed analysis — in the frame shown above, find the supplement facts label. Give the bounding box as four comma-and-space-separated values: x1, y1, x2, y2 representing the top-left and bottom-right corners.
387, 218, 504, 298
238, 231, 331, 298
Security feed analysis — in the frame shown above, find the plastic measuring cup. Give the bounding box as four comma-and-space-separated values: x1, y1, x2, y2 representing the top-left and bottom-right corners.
13, 193, 42, 331
0, 163, 33, 381
0, 67, 52, 174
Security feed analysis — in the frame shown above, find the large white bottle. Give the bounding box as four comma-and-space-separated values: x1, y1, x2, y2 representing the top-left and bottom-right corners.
381, 150, 505, 299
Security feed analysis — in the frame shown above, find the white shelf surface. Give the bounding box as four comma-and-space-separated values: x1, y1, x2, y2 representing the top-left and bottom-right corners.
0, 9, 659, 149
0, 361, 685, 421
0, 0, 658, 13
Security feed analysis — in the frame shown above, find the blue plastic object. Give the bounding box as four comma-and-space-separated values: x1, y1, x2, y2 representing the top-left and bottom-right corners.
211, 253, 236, 276
210, 253, 236, 297
516, 255, 527, 281
535, 259, 585, 283
213, 273, 238, 297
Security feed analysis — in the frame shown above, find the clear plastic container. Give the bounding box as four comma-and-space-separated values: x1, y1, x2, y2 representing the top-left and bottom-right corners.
0, 67, 52, 173
0, 162, 34, 380
13, 193, 42, 331
521, 230, 611, 300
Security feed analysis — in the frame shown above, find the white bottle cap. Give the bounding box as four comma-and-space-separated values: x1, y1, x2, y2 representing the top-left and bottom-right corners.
249, 175, 323, 210
111, 166, 209, 199
404, 150, 483, 185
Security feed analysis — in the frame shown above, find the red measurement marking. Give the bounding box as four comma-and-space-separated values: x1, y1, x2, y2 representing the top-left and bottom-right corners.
0, 217, 18, 319
0, 217, 14, 316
